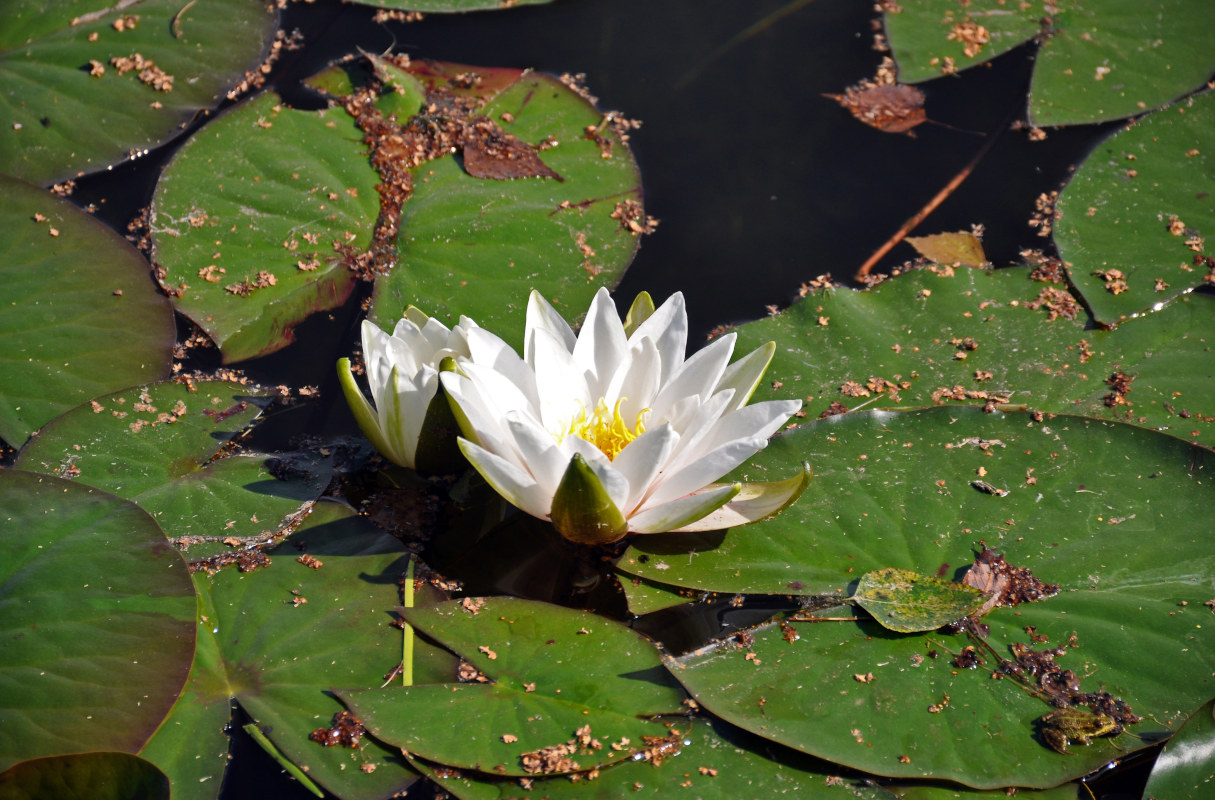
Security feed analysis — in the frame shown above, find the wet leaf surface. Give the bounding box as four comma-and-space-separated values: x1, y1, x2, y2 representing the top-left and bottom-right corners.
0, 174, 173, 448
415, 714, 884, 800
852, 568, 985, 633
0, 752, 170, 800
1056, 91, 1215, 325
0, 470, 195, 771
1141, 696, 1215, 798
883, 0, 1215, 126
0, 0, 277, 184
339, 597, 687, 776
368, 67, 643, 352
140, 502, 442, 800
15, 380, 332, 561
730, 265, 1215, 449
625, 408, 1214, 787
150, 91, 380, 363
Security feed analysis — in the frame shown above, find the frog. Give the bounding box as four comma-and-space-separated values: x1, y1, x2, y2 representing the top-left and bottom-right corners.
1036, 708, 1122, 755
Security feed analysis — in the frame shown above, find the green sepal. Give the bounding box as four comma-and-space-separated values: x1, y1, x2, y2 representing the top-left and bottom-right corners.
550, 453, 629, 544
337, 357, 402, 467
673, 461, 812, 532
622, 291, 655, 337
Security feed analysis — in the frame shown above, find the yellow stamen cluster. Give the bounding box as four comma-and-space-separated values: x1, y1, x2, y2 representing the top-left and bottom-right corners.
564, 398, 647, 461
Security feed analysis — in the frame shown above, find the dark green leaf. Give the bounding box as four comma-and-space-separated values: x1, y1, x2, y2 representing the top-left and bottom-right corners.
883, 0, 1215, 126
1142, 697, 1215, 798
1056, 91, 1215, 325
729, 265, 1215, 449
852, 568, 984, 633
0, 471, 195, 771
368, 67, 643, 352
200, 502, 441, 799
625, 408, 1214, 787
0, 752, 169, 800
0, 173, 173, 447
150, 91, 379, 363
340, 597, 687, 776
416, 715, 888, 800
0, 0, 277, 183
14, 381, 331, 562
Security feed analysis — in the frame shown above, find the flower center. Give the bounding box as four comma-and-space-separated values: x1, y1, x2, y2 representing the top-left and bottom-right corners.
564, 398, 647, 461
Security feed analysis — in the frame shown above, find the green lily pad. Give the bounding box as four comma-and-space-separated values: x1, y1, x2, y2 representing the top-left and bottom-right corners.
415, 714, 885, 800
728, 265, 1215, 449
194, 502, 450, 799
153, 55, 642, 362
150, 91, 381, 363
368, 66, 643, 350
0, 0, 277, 184
14, 380, 331, 562
620, 574, 703, 616
882, 0, 1215, 127
1055, 91, 1215, 325
623, 408, 1214, 787
1142, 697, 1215, 798
339, 597, 687, 776
0, 173, 173, 448
851, 568, 984, 633
0, 470, 195, 771
0, 752, 170, 800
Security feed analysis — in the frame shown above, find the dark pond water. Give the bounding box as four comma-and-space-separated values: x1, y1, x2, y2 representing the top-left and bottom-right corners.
63, 1, 1140, 797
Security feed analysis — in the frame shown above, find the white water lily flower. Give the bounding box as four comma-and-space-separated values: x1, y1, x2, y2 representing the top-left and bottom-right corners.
338, 309, 476, 472
441, 288, 808, 544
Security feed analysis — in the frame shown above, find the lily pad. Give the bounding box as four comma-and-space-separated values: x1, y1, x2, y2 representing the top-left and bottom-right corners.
369, 66, 644, 350
851, 568, 984, 633
0, 470, 195, 771
1142, 696, 1215, 798
14, 380, 332, 562
0, 752, 170, 800
152, 55, 643, 362
882, 0, 1215, 126
1055, 91, 1215, 325
0, 173, 173, 448
415, 714, 884, 800
624, 408, 1214, 787
150, 91, 381, 363
339, 597, 687, 776
0, 0, 277, 184
729, 265, 1215, 449
192, 502, 449, 800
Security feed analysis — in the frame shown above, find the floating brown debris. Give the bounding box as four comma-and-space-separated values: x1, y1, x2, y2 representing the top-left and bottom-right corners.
827, 82, 926, 135
309, 710, 366, 748
963, 546, 1060, 618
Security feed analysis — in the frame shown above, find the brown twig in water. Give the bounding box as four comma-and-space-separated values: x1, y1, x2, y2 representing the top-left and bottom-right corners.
854, 110, 1017, 280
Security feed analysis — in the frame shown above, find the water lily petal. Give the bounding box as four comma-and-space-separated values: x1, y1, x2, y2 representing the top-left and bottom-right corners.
628, 291, 688, 386
526, 289, 576, 361
504, 413, 570, 497
644, 436, 768, 509
671, 464, 812, 532
649, 332, 736, 422
607, 336, 661, 424
628, 482, 741, 534
716, 340, 776, 411
612, 423, 678, 515
572, 287, 629, 399
457, 438, 551, 520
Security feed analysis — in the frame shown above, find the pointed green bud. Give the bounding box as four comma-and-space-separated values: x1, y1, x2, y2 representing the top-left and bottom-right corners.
550, 453, 629, 545
622, 291, 655, 338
